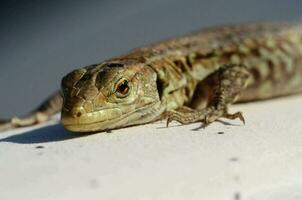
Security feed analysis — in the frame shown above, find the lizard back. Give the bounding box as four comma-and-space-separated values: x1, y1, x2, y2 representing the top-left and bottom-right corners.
112, 23, 302, 106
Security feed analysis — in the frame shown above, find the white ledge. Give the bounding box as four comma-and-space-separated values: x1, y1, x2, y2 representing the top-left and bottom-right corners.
1, 95, 302, 200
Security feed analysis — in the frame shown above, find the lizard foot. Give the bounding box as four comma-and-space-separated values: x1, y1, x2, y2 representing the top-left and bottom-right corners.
165, 64, 249, 129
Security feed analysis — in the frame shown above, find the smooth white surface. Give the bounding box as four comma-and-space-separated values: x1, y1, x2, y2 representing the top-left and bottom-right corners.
1, 95, 302, 200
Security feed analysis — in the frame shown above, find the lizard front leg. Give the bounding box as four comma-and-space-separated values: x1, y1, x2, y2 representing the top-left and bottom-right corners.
0, 91, 62, 132
165, 64, 251, 127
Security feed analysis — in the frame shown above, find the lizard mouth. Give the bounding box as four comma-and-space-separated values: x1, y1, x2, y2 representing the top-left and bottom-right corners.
61, 107, 124, 132
61, 101, 160, 133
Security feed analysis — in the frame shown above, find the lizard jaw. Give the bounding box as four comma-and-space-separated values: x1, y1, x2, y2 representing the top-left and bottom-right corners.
61, 107, 123, 132
61, 101, 162, 133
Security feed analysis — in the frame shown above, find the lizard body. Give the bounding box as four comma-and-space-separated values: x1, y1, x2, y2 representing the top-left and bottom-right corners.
1, 23, 302, 132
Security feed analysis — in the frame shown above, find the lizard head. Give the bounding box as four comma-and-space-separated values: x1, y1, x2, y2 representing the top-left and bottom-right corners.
60, 61, 162, 132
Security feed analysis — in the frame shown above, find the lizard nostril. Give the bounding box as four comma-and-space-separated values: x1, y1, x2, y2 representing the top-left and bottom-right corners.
69, 106, 86, 118
76, 111, 82, 117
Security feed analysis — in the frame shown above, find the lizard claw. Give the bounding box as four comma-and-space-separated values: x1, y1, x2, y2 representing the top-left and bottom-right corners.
164, 111, 183, 127
166, 117, 172, 127
223, 111, 246, 125
165, 111, 177, 127
202, 115, 211, 128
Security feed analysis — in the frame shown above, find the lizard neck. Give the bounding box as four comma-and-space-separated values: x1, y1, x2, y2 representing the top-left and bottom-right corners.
146, 54, 207, 111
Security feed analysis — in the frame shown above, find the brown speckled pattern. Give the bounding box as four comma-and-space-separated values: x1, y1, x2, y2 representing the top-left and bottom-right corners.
1, 23, 302, 132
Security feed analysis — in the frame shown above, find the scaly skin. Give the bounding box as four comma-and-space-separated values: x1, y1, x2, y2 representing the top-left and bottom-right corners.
1, 23, 302, 132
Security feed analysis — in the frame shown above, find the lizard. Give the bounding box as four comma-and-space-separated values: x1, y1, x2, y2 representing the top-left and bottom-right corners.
1, 22, 302, 133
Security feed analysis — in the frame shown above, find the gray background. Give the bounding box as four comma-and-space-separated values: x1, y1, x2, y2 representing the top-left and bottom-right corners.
0, 0, 301, 117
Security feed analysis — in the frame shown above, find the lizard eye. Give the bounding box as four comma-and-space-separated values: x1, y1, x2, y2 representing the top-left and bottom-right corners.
115, 79, 130, 98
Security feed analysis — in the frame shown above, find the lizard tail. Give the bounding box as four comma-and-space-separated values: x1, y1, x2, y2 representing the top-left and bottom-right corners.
0, 91, 63, 132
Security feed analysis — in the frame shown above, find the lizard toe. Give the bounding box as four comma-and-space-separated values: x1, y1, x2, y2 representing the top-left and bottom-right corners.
223, 111, 246, 124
